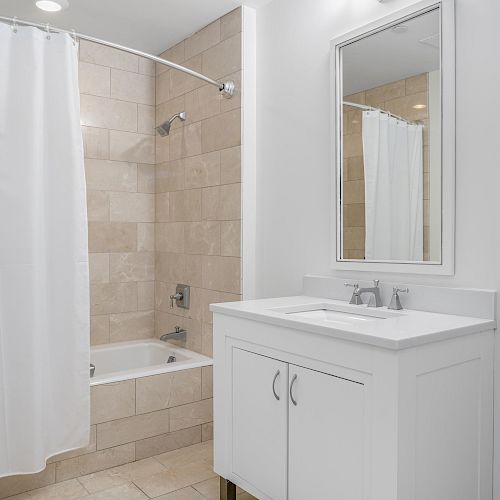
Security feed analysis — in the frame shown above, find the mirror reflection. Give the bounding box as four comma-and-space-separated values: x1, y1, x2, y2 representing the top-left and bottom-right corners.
339, 8, 441, 263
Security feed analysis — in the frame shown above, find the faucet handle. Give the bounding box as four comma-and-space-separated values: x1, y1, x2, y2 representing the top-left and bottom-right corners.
344, 282, 359, 289
388, 287, 409, 310
345, 282, 363, 305
170, 292, 183, 308
373, 279, 380, 287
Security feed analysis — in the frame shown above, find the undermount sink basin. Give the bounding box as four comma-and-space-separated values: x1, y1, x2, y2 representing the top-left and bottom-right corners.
270, 303, 402, 327
288, 308, 381, 323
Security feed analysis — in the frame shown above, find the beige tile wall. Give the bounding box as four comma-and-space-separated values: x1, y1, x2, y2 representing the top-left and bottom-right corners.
154, 8, 243, 357
84, 9, 243, 348
80, 40, 157, 346
342, 73, 430, 260
0, 368, 213, 498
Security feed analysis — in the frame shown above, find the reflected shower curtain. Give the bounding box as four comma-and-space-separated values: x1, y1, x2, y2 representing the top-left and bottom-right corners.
362, 110, 424, 261
0, 24, 89, 476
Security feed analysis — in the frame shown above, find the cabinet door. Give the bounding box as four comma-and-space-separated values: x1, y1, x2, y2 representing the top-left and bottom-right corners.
232, 348, 288, 500
288, 365, 365, 500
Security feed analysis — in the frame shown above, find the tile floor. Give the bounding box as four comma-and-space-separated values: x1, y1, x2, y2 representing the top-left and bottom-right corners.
4, 442, 256, 500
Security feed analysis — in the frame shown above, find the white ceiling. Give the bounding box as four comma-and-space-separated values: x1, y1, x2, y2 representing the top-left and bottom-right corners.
342, 9, 440, 96
0, 0, 269, 54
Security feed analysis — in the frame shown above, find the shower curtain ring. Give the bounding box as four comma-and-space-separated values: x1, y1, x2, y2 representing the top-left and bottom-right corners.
71, 29, 77, 46
11, 16, 18, 33
45, 23, 51, 40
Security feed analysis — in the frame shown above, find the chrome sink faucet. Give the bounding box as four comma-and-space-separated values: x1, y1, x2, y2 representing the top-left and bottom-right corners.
345, 280, 383, 307
360, 280, 383, 307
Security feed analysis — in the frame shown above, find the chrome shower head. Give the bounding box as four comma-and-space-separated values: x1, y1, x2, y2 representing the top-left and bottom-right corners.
155, 111, 187, 136
155, 122, 171, 137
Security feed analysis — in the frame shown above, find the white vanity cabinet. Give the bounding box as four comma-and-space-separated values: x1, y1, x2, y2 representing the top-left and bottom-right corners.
212, 296, 495, 500
232, 348, 364, 500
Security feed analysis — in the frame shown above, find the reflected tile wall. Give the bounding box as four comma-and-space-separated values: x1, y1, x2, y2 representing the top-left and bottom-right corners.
343, 73, 430, 260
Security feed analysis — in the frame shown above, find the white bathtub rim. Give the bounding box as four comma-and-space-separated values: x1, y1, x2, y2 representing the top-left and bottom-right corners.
90, 359, 213, 386
90, 339, 213, 386
91, 337, 186, 353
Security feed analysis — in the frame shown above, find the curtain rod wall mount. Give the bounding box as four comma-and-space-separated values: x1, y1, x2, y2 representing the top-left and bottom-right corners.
0, 15, 236, 99
220, 80, 236, 99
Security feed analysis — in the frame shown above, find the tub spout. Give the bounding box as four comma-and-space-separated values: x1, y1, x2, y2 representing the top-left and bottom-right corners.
160, 326, 186, 342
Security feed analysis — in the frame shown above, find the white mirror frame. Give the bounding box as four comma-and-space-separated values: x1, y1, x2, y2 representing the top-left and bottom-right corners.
330, 0, 455, 276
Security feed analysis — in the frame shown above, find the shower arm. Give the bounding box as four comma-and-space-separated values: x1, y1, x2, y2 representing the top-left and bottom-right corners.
0, 15, 236, 99
168, 112, 185, 125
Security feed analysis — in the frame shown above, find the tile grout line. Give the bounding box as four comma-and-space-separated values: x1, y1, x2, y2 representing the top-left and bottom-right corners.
130, 479, 151, 498
76, 476, 92, 496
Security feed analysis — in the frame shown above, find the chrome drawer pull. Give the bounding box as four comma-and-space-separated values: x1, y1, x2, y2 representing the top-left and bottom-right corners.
272, 370, 280, 400
290, 374, 298, 406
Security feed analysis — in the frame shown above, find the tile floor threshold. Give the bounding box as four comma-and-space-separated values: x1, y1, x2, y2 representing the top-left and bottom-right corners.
3, 441, 256, 500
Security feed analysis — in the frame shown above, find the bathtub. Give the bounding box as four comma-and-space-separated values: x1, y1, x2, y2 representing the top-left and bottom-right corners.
90, 339, 213, 386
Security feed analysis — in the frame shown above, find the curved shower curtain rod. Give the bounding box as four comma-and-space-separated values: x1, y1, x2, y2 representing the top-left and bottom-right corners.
343, 101, 421, 125
0, 15, 236, 99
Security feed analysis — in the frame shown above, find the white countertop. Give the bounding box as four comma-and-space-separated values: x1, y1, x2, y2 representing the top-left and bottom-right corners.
210, 296, 496, 350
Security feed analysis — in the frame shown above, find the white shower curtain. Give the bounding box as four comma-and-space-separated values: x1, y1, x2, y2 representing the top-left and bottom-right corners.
362, 110, 424, 261
0, 24, 89, 476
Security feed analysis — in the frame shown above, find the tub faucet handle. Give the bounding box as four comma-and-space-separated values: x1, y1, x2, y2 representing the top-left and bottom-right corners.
169, 284, 190, 309
170, 292, 183, 308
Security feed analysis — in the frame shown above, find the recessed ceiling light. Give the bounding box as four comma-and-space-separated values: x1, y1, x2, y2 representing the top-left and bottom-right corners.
35, 0, 69, 12
413, 104, 427, 109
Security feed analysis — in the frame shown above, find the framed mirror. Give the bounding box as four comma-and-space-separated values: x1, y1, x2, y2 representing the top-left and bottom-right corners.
331, 0, 455, 275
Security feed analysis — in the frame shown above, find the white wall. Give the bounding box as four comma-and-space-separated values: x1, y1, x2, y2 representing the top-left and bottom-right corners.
255, 0, 500, 491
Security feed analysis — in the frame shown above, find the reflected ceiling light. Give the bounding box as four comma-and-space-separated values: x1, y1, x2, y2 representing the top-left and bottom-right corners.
413, 104, 427, 109
35, 0, 69, 12
392, 25, 408, 34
